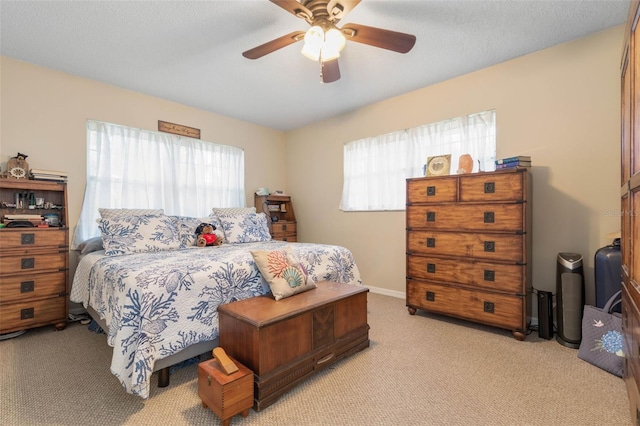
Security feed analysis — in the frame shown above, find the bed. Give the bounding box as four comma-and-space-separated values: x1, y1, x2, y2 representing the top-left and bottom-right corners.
71, 228, 363, 399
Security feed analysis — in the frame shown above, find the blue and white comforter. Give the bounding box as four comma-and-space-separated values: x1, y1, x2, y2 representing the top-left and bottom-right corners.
70, 241, 363, 398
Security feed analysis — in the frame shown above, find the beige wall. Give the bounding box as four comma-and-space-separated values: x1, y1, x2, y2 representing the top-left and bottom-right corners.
0, 55, 287, 245
0, 24, 624, 307
286, 25, 624, 304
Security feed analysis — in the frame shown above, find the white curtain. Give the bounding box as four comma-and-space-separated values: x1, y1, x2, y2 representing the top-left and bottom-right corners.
340, 110, 496, 211
73, 120, 245, 248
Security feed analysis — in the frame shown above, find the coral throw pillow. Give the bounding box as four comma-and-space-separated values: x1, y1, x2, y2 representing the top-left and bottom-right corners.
251, 248, 317, 300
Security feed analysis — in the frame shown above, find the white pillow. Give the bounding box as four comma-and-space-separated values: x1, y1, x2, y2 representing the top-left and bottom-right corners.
251, 247, 316, 300
212, 207, 256, 216
99, 214, 182, 256
99, 208, 164, 219
218, 212, 271, 244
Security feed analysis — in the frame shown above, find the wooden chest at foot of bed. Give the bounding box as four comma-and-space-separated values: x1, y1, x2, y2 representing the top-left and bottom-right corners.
218, 281, 370, 411
198, 356, 253, 426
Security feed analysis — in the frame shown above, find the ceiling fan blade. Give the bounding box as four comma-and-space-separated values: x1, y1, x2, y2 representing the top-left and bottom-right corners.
322, 59, 341, 83
341, 23, 416, 53
242, 31, 305, 59
327, 0, 361, 21
270, 0, 314, 23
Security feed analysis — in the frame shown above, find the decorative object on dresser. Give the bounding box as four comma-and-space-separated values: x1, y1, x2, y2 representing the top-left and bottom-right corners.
255, 192, 297, 241
218, 281, 370, 411
0, 179, 69, 337
5, 153, 30, 180
405, 168, 532, 340
620, 3, 640, 419
495, 155, 532, 169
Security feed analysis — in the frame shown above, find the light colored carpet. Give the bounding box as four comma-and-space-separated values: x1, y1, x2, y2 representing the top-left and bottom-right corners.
1, 292, 631, 425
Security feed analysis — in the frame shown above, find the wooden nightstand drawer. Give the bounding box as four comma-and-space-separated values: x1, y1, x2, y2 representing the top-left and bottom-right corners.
407, 177, 457, 203
0, 271, 67, 303
0, 251, 68, 276
407, 203, 524, 231
0, 228, 68, 251
0, 296, 66, 333
459, 172, 524, 202
271, 221, 296, 235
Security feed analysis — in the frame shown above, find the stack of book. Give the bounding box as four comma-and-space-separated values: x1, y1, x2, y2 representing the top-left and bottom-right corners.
30, 169, 68, 182
4, 214, 44, 226
495, 155, 531, 169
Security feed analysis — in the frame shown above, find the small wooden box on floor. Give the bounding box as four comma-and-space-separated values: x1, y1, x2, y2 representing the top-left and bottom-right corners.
218, 281, 369, 411
197, 356, 253, 426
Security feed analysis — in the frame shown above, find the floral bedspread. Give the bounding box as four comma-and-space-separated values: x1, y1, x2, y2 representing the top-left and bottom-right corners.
70, 241, 362, 398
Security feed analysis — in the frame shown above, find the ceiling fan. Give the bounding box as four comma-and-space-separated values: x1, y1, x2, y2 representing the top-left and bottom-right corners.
242, 0, 416, 83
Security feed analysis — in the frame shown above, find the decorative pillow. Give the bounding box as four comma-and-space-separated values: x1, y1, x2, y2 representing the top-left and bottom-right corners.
212, 207, 255, 216
218, 212, 271, 244
99, 208, 164, 219
251, 247, 316, 300
77, 236, 104, 254
99, 214, 182, 256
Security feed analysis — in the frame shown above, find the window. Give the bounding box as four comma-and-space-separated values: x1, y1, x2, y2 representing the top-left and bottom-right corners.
340, 110, 496, 211
73, 120, 245, 247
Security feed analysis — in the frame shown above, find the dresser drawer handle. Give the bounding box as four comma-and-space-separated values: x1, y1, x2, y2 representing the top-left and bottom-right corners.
282, 224, 287, 231
484, 270, 495, 281
427, 186, 436, 196
483, 241, 495, 252
21, 307, 35, 320
427, 263, 436, 273
317, 353, 334, 365
426, 212, 436, 222
21, 233, 35, 245
483, 301, 495, 313
484, 182, 495, 193
21, 258, 35, 269
484, 212, 495, 223
20, 281, 35, 293
426, 291, 435, 302
426, 238, 436, 248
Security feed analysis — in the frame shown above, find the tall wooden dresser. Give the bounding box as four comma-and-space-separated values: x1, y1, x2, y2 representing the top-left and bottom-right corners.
0, 179, 69, 335
620, 1, 640, 421
406, 168, 532, 340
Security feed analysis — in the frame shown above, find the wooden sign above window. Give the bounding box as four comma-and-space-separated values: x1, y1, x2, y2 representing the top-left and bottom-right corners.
158, 120, 200, 139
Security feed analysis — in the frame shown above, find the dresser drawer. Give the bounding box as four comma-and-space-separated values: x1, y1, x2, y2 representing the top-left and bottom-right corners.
0, 271, 67, 303
0, 251, 68, 276
407, 255, 524, 293
406, 280, 525, 330
0, 228, 68, 252
407, 203, 524, 231
459, 171, 525, 202
271, 221, 296, 235
0, 296, 66, 333
407, 230, 525, 262
407, 177, 457, 203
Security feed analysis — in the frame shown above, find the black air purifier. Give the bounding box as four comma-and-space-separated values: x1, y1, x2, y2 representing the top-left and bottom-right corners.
555, 253, 585, 348
537, 291, 553, 340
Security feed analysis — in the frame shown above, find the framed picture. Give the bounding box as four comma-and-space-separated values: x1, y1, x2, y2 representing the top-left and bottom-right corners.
426, 155, 451, 176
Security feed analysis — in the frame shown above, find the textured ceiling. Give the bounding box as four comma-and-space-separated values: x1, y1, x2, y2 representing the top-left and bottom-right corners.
0, 0, 630, 131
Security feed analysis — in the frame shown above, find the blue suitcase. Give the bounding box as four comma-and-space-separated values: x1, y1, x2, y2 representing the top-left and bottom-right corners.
594, 238, 621, 312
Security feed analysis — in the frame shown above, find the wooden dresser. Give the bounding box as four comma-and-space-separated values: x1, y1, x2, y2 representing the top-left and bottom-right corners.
620, 1, 640, 421
254, 194, 297, 241
218, 281, 369, 410
405, 168, 532, 340
0, 179, 69, 335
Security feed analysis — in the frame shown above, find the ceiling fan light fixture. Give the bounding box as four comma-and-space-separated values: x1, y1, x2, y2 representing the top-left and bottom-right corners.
301, 25, 345, 62
301, 25, 324, 61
